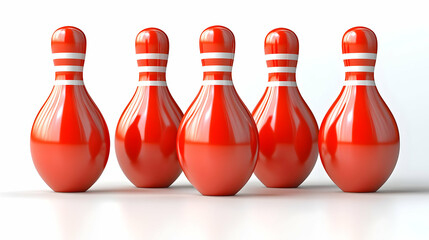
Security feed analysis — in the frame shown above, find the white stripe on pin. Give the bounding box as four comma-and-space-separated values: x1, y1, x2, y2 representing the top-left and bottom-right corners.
201, 53, 234, 59
267, 81, 297, 87
137, 81, 167, 86
342, 53, 377, 60
202, 80, 233, 86
52, 53, 85, 60
54, 80, 84, 85
55, 66, 84, 72
138, 66, 167, 72
267, 67, 296, 73
202, 66, 233, 72
344, 66, 375, 72
344, 80, 376, 86
265, 54, 299, 61
136, 53, 168, 60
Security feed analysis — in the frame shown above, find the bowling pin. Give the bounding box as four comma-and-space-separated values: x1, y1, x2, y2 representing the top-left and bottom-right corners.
319, 26, 400, 192
253, 28, 319, 188
30, 26, 110, 192
115, 28, 183, 188
177, 26, 259, 196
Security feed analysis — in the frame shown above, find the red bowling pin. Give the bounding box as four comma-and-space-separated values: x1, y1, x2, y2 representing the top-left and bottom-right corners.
30, 26, 110, 192
177, 26, 259, 196
115, 28, 183, 188
253, 28, 319, 188
319, 27, 400, 192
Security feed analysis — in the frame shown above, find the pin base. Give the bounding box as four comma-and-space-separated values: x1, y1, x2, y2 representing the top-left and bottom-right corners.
199, 192, 239, 197
133, 184, 175, 188
52, 188, 89, 193
262, 184, 301, 188
340, 188, 380, 193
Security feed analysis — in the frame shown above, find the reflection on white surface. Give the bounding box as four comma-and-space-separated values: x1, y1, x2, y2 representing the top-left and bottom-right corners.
1, 179, 429, 240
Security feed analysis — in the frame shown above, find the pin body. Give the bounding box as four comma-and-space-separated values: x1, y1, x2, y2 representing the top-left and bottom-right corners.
30, 27, 110, 192
253, 28, 319, 188
115, 28, 183, 188
177, 26, 259, 196
319, 27, 400, 192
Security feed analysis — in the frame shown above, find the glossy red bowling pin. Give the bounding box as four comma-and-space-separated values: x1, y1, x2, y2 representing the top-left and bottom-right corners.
319, 27, 400, 192
253, 28, 319, 188
30, 26, 110, 192
177, 26, 259, 196
115, 28, 183, 188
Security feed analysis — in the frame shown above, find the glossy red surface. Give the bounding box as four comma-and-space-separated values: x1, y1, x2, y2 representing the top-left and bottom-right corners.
253, 28, 319, 188
177, 26, 259, 196
319, 27, 400, 192
115, 28, 183, 188
30, 27, 110, 192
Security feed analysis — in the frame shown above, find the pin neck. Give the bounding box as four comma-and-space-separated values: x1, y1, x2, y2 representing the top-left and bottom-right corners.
55, 72, 83, 81
203, 72, 232, 81
268, 73, 296, 82
200, 52, 234, 82
345, 72, 374, 81
53, 52, 85, 81
136, 53, 168, 82
139, 72, 166, 81
342, 52, 376, 82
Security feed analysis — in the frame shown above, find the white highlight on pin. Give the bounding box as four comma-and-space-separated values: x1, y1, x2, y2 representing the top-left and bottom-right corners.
202, 80, 233, 86
138, 66, 167, 72
54, 80, 84, 85
52, 53, 85, 60
267, 81, 297, 87
136, 53, 169, 60
201, 52, 234, 59
55, 66, 84, 72
344, 80, 376, 86
137, 81, 167, 86
265, 54, 299, 61
344, 66, 375, 72
342, 53, 377, 60
202, 66, 233, 72
267, 67, 296, 73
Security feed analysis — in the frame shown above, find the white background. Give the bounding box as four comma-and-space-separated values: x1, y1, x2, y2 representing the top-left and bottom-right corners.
1, 0, 428, 239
